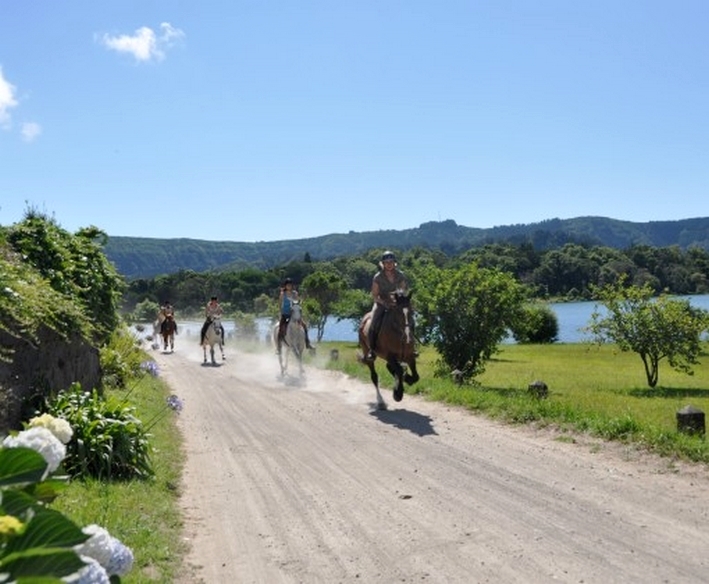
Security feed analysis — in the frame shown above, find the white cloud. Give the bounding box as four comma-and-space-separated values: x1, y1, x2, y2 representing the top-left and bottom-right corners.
0, 66, 19, 129
100, 22, 184, 62
21, 122, 42, 142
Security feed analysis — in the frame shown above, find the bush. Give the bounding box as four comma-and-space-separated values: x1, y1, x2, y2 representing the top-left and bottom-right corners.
46, 384, 153, 481
511, 303, 559, 344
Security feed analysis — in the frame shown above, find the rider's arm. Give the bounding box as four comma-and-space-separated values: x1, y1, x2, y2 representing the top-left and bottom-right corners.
371, 278, 380, 303
372, 277, 388, 306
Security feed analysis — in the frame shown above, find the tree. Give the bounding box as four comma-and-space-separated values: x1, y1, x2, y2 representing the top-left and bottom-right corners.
510, 302, 559, 344
416, 263, 526, 382
332, 288, 372, 334
301, 270, 347, 342
587, 280, 709, 387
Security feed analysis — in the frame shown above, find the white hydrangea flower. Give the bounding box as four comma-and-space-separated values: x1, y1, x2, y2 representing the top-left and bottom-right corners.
28, 413, 74, 444
62, 556, 110, 584
106, 536, 135, 576
75, 525, 134, 577
75, 524, 113, 568
2, 427, 66, 474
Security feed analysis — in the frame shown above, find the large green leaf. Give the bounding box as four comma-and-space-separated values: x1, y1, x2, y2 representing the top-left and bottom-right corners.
0, 448, 48, 487
0, 488, 38, 517
4, 508, 88, 553
0, 548, 86, 579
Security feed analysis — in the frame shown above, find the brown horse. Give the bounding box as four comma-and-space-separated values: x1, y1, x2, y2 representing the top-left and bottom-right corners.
358, 290, 419, 409
160, 314, 177, 352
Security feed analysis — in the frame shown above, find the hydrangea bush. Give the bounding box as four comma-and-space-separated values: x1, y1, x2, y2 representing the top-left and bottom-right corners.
0, 415, 134, 582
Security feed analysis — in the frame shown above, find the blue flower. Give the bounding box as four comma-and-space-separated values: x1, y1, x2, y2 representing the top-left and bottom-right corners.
140, 360, 160, 377
166, 394, 184, 413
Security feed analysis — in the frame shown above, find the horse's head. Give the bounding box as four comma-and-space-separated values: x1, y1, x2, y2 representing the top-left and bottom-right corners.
290, 300, 303, 322
393, 289, 412, 308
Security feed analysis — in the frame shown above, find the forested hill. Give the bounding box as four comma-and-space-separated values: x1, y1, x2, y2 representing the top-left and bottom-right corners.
104, 216, 709, 279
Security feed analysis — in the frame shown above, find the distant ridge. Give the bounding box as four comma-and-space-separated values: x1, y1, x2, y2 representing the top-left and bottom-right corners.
104, 216, 709, 279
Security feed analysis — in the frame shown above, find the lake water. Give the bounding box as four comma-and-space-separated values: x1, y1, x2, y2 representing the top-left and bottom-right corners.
141, 294, 709, 345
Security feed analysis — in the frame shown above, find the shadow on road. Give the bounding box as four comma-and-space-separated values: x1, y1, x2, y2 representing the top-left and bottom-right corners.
369, 408, 438, 437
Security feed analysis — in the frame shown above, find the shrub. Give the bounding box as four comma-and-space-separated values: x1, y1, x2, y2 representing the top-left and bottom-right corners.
46, 384, 153, 481
511, 303, 559, 344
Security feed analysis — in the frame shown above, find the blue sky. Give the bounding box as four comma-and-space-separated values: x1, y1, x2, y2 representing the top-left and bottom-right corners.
1, 1, 707, 242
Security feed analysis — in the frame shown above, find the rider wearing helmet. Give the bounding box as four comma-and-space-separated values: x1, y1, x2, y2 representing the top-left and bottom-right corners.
277, 277, 314, 353
200, 295, 225, 345
365, 251, 409, 361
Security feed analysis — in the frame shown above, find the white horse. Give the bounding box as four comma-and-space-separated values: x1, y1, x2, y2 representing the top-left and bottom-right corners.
272, 301, 306, 379
152, 312, 166, 350
202, 316, 225, 365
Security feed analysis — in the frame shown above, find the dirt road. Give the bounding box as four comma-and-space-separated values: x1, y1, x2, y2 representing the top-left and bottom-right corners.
151, 344, 709, 584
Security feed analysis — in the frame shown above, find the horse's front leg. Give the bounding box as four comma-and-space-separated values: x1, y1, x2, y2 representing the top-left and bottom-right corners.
203, 345, 208, 364
404, 359, 419, 385
366, 362, 386, 410
386, 360, 405, 402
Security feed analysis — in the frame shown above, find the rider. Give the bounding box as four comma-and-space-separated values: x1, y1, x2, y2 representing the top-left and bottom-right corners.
365, 250, 409, 362
277, 277, 314, 353
158, 300, 175, 334
200, 296, 225, 345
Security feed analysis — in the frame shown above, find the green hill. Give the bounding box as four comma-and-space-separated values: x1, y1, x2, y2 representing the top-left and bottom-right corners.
103, 216, 709, 279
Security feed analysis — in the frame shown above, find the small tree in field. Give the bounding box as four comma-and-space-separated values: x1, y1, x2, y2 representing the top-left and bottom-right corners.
587, 280, 709, 388
301, 270, 347, 342
510, 302, 559, 344
416, 263, 525, 382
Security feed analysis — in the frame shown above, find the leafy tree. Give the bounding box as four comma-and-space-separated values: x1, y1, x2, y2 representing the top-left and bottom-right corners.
332, 288, 372, 334
301, 270, 347, 341
510, 302, 559, 344
531, 243, 598, 298
133, 299, 160, 322
416, 263, 526, 382
587, 280, 709, 387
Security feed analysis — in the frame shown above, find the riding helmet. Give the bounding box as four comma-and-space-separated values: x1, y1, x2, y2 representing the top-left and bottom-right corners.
283, 277, 293, 285
381, 251, 396, 262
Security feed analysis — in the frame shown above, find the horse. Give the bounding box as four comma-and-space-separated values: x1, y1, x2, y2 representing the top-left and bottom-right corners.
202, 316, 225, 365
358, 290, 419, 409
272, 300, 306, 379
160, 314, 177, 352
152, 312, 166, 349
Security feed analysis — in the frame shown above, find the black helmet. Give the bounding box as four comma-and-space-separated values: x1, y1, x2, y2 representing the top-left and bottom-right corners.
381, 251, 396, 262
283, 277, 293, 285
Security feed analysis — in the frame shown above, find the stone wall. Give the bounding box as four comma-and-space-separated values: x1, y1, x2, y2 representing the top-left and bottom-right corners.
0, 326, 101, 435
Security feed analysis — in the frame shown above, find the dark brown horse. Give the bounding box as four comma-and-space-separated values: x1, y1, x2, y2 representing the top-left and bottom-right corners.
160, 314, 177, 352
358, 290, 419, 409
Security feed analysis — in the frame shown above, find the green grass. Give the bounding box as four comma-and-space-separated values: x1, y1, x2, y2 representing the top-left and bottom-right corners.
51, 372, 185, 583
321, 340, 709, 464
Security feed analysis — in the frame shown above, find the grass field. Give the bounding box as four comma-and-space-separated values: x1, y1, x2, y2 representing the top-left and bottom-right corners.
321, 340, 709, 463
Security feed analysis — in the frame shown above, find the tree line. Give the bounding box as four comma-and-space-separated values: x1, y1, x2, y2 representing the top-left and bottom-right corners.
124, 241, 709, 320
